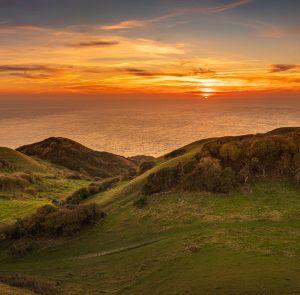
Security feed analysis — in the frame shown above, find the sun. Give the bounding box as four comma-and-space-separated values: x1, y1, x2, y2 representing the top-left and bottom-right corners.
200, 87, 215, 98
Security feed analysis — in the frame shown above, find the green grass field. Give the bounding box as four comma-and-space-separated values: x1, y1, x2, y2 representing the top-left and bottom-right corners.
0, 180, 299, 294
0, 178, 90, 224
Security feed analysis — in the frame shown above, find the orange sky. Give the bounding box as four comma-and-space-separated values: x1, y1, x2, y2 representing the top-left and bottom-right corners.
0, 0, 299, 98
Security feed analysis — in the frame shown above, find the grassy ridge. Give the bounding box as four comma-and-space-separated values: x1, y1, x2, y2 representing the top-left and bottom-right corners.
0, 147, 45, 173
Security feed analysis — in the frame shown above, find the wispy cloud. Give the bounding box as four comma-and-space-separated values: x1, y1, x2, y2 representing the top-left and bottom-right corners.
68, 40, 119, 47
0, 65, 72, 79
193, 67, 216, 75
125, 67, 186, 77
100, 0, 256, 31
270, 64, 298, 73
125, 66, 216, 78
175, 0, 255, 15
99, 14, 175, 31
203, 0, 255, 14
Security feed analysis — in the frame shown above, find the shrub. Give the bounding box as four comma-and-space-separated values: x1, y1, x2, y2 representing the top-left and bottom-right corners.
181, 158, 198, 174
8, 240, 34, 258
203, 141, 221, 156
0, 273, 58, 295
97, 177, 120, 192
184, 157, 237, 193
294, 171, 300, 184
25, 187, 38, 196
65, 177, 120, 205
65, 187, 90, 205
0, 203, 106, 240
133, 196, 148, 208
164, 148, 186, 159
0, 174, 28, 192
88, 185, 99, 195
143, 166, 181, 195
219, 142, 241, 161
17, 173, 37, 184
0, 159, 11, 170
138, 161, 155, 175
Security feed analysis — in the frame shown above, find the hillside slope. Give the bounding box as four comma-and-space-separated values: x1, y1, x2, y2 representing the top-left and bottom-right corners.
88, 127, 300, 208
0, 147, 45, 173
0, 128, 299, 294
17, 137, 137, 178
0, 180, 299, 294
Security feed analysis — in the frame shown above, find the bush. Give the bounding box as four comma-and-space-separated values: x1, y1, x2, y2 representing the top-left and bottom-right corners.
0, 203, 106, 240
8, 240, 34, 258
143, 166, 181, 195
133, 196, 148, 208
25, 187, 38, 196
164, 148, 186, 159
97, 177, 120, 192
65, 177, 120, 205
0, 273, 58, 295
65, 187, 90, 205
184, 157, 237, 193
17, 173, 37, 184
0, 174, 28, 192
88, 185, 99, 195
138, 161, 155, 175
219, 142, 241, 161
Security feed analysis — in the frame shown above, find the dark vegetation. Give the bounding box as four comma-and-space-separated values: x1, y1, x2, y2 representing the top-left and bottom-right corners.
17, 137, 137, 178
137, 160, 156, 175
143, 128, 300, 195
164, 148, 186, 160
133, 196, 148, 208
65, 177, 120, 204
0, 203, 106, 240
0, 172, 38, 195
0, 273, 59, 295
128, 155, 155, 166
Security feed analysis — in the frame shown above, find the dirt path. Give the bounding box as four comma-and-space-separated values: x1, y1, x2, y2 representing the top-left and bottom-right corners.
69, 239, 162, 261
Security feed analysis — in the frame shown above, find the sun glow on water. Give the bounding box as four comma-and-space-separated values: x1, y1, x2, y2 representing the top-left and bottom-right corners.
200, 87, 215, 98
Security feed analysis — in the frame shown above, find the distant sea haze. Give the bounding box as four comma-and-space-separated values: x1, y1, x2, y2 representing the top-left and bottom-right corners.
1, 97, 300, 157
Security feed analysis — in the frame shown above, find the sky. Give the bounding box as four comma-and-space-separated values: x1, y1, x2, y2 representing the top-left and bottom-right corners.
0, 0, 299, 98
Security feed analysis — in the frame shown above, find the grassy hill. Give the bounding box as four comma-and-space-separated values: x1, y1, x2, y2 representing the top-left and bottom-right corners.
0, 147, 45, 173
0, 128, 299, 294
17, 137, 138, 178
0, 147, 91, 224
0, 180, 299, 294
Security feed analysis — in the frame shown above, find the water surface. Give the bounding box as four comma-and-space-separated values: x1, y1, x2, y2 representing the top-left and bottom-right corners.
1, 98, 300, 157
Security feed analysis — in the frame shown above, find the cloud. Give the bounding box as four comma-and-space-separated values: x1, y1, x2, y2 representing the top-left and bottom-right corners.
125, 67, 187, 77
124, 67, 216, 78
69, 40, 119, 47
0, 65, 72, 79
205, 0, 255, 14
100, 20, 148, 31
270, 64, 298, 73
99, 14, 175, 31
175, 0, 255, 15
193, 67, 216, 75
100, 0, 255, 31
9, 72, 53, 79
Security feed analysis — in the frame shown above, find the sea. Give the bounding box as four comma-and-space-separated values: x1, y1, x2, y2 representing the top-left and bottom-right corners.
1, 96, 300, 157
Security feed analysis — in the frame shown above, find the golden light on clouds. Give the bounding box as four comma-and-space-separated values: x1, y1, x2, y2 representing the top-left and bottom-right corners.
0, 18, 299, 96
